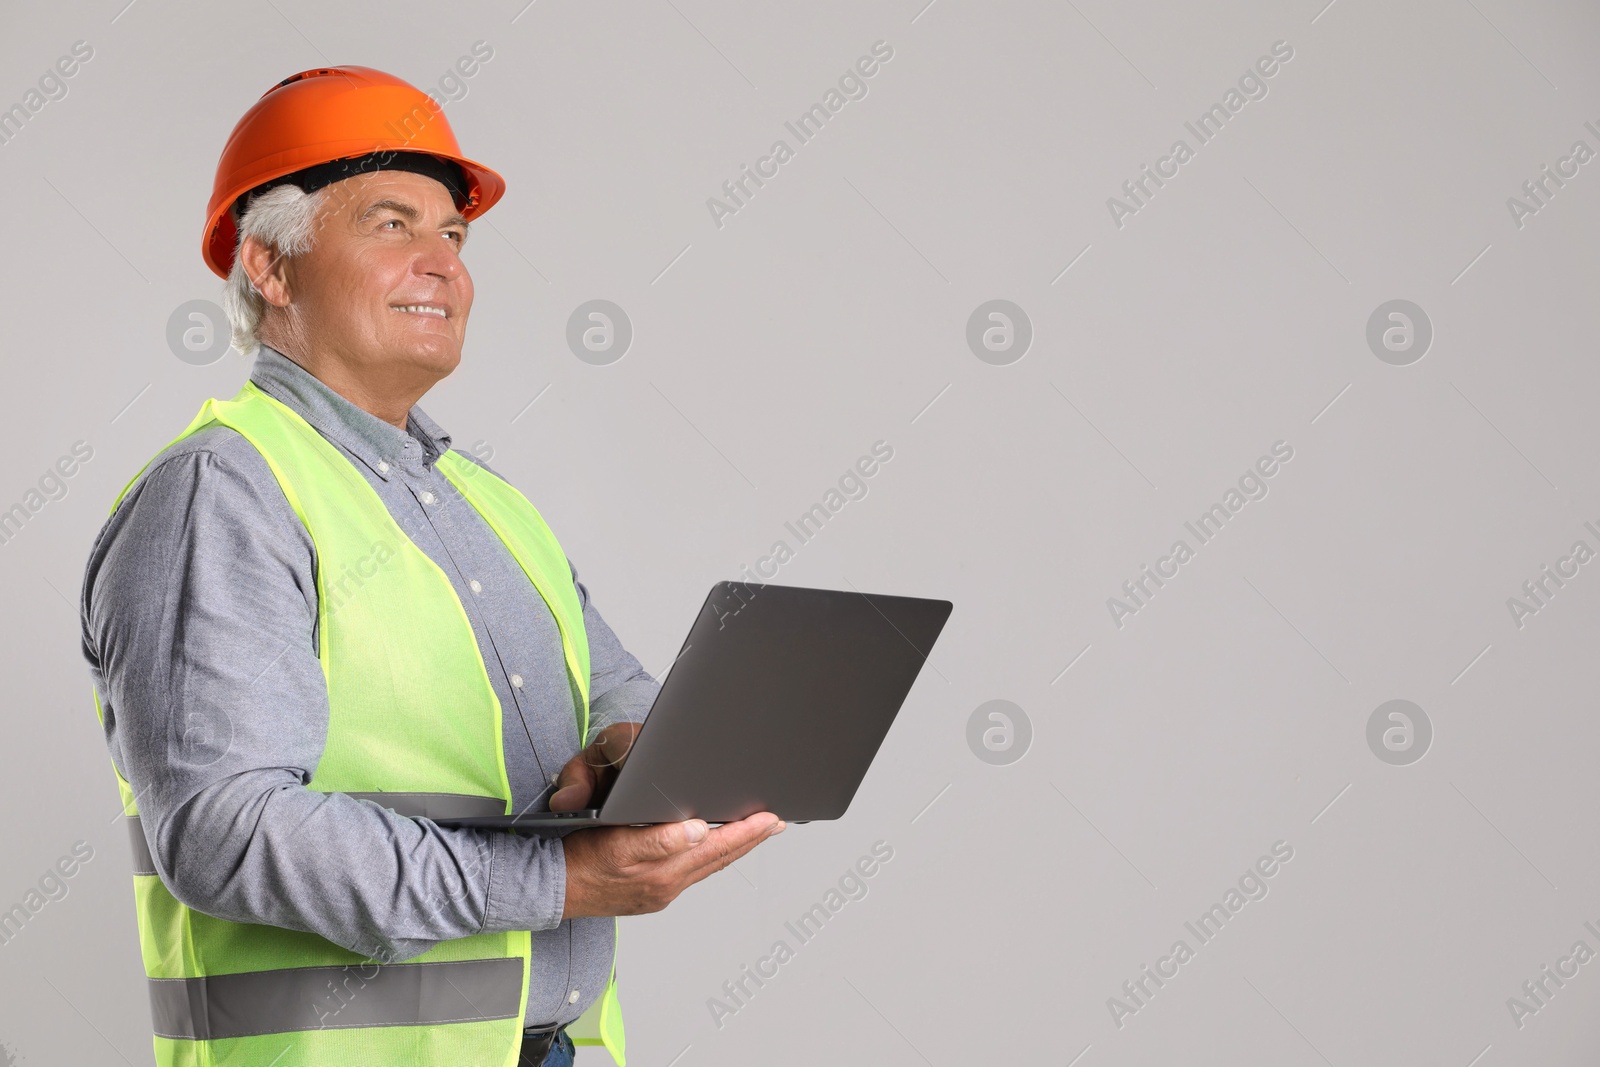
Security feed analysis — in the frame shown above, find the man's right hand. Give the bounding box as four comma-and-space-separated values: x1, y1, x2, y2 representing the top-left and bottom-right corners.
561, 812, 785, 919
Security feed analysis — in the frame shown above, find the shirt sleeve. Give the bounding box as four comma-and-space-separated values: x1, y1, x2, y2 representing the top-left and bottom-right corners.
81, 437, 570, 965
569, 559, 661, 740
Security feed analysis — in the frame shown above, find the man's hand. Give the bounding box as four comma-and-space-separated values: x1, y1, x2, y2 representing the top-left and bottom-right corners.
549, 722, 642, 812
561, 813, 785, 919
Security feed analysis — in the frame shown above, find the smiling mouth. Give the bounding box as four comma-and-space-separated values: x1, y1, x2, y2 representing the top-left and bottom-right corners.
391, 304, 449, 318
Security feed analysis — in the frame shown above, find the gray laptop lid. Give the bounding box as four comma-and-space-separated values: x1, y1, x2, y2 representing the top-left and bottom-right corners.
594, 581, 952, 825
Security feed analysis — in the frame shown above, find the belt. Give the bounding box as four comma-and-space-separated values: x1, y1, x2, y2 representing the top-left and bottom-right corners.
519, 1022, 566, 1065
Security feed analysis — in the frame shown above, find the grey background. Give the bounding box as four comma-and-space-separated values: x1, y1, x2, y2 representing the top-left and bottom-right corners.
2, 0, 1597, 1063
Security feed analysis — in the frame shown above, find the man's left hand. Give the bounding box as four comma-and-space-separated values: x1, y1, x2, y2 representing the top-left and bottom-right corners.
548, 722, 642, 811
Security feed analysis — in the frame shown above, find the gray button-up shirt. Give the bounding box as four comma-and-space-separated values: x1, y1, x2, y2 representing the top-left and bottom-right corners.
79, 343, 658, 1028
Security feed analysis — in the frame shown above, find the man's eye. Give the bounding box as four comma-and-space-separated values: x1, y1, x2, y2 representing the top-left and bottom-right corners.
444, 231, 463, 243
380, 219, 403, 230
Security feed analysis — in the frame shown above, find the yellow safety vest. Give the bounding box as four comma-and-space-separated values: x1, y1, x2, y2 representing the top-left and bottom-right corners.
91, 379, 626, 1066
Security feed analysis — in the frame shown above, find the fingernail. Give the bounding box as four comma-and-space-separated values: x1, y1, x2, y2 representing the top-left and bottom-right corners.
685, 820, 708, 843
768, 820, 786, 835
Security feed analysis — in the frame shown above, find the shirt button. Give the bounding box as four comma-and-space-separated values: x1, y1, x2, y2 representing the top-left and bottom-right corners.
469, 579, 482, 594
420, 491, 436, 505
377, 461, 390, 473
568, 989, 580, 1004
511, 674, 524, 688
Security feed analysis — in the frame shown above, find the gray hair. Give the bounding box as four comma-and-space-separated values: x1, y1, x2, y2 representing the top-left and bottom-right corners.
222, 184, 327, 356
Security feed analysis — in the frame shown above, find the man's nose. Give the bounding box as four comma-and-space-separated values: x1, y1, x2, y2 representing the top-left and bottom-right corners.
416, 240, 466, 282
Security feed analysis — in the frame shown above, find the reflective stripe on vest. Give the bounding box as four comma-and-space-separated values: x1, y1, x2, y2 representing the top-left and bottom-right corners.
94, 381, 626, 1067
150, 958, 525, 1039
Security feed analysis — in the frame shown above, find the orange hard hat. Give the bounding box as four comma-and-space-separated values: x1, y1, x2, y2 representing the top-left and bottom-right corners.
202, 65, 506, 279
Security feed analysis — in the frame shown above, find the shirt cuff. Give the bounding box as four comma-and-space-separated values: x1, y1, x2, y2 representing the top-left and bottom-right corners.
587, 679, 658, 737
479, 830, 567, 933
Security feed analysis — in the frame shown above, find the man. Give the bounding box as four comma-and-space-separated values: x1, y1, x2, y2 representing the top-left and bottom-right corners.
79, 66, 782, 1067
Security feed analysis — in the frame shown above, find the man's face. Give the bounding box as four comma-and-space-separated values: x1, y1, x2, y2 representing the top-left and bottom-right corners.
283, 169, 474, 381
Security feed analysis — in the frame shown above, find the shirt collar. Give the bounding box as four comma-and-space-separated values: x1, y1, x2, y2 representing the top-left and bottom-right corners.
247, 344, 453, 481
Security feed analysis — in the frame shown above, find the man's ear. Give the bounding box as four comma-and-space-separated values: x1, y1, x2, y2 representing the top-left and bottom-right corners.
237, 233, 293, 308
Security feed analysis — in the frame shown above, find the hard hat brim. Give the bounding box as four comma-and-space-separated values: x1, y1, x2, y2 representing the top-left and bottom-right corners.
203, 148, 505, 280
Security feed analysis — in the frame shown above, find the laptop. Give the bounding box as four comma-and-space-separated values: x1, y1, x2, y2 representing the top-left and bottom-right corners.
438, 581, 952, 831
